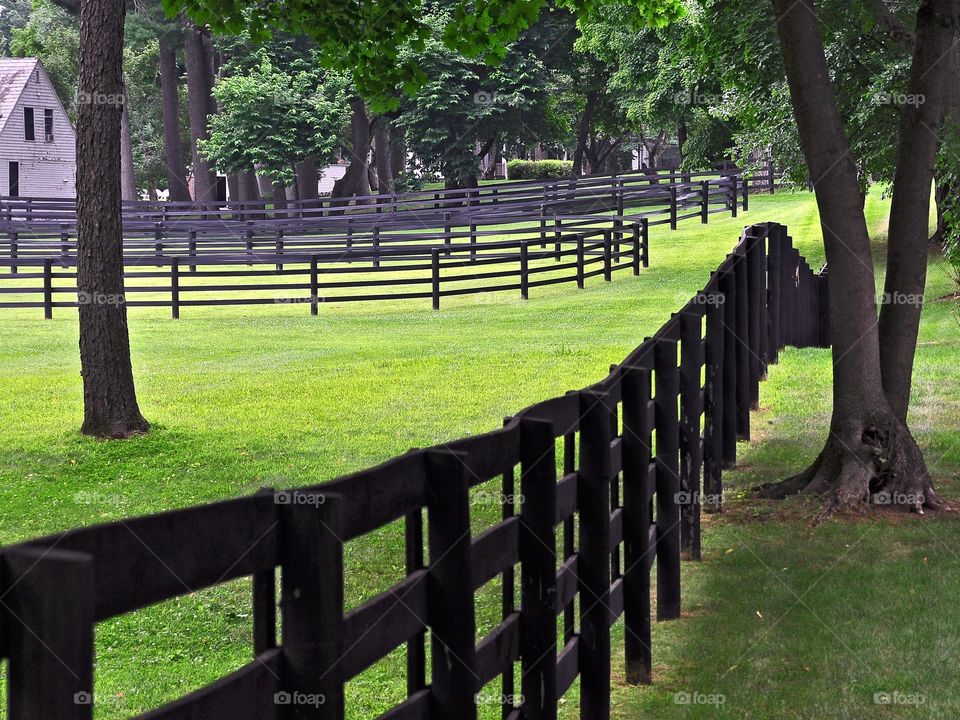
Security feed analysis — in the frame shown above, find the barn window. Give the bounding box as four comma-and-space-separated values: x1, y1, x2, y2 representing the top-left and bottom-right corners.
44, 109, 53, 142
23, 107, 34, 141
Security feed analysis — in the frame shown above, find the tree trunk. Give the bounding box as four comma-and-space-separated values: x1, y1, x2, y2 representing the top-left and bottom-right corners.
158, 36, 191, 202
119, 84, 136, 201
296, 156, 319, 201
878, 0, 958, 422
271, 180, 287, 219
372, 117, 393, 194
389, 124, 405, 185
183, 19, 216, 206
760, 0, 945, 513
331, 98, 372, 204
76, 0, 148, 438
572, 90, 598, 177
677, 119, 688, 162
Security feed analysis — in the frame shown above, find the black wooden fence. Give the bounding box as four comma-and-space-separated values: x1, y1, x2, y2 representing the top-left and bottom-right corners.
0, 172, 747, 317
0, 221, 829, 719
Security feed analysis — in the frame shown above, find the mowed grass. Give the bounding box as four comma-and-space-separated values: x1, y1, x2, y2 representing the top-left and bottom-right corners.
0, 190, 957, 718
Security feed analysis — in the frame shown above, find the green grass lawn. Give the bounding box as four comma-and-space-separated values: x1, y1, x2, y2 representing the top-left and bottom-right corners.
0, 190, 957, 718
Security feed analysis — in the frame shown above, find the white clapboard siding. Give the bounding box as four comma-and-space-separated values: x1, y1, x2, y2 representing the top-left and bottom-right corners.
0, 58, 76, 198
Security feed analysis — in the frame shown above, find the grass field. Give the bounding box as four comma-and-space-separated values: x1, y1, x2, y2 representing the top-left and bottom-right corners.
0, 190, 957, 718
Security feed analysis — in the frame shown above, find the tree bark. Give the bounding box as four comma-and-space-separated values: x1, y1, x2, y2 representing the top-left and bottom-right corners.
76, 0, 148, 438
878, 0, 958, 422
372, 117, 393, 194
271, 180, 287, 219
158, 36, 191, 202
296, 156, 319, 201
572, 90, 598, 176
761, 0, 944, 513
119, 84, 136, 201
331, 97, 372, 204
389, 124, 405, 185
183, 19, 217, 206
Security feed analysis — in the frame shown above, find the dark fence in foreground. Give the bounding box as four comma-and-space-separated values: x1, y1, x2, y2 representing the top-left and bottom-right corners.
0, 221, 829, 720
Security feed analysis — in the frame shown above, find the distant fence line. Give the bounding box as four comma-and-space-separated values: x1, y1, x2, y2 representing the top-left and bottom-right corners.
0, 221, 829, 719
0, 168, 764, 225
0, 173, 750, 317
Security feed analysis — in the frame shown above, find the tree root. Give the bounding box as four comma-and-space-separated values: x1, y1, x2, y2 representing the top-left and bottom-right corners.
753, 415, 947, 519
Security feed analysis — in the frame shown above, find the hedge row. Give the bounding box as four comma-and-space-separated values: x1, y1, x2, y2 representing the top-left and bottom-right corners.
506, 159, 574, 180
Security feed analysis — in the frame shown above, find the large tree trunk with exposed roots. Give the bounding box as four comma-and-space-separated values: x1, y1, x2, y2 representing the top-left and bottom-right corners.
760, 0, 955, 514
76, 0, 148, 438
183, 19, 217, 206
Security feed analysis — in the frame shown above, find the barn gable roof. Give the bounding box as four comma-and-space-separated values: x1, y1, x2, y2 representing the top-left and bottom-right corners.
0, 57, 41, 136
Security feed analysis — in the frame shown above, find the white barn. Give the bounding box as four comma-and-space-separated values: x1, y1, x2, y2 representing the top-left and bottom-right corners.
0, 57, 75, 198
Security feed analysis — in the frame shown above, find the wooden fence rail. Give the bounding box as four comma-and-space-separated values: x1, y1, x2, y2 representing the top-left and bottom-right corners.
0, 172, 748, 317
0, 221, 828, 719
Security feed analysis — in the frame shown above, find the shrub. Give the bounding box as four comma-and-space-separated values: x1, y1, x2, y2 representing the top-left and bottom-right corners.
507, 159, 573, 180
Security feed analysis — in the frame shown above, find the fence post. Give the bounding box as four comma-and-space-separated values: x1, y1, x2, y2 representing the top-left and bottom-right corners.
621, 362, 653, 684
10, 230, 18, 274
641, 217, 649, 268
310, 255, 319, 316
521, 241, 530, 300
539, 204, 547, 247
554, 216, 562, 262
669, 185, 678, 230
279, 492, 344, 719
246, 221, 254, 266
171, 257, 180, 320
742, 174, 749, 212
60, 224, 70, 267
154, 221, 163, 267
719, 267, 738, 468
700, 181, 709, 224
603, 229, 612, 282
189, 230, 197, 272
730, 175, 739, 218
578, 390, 612, 720
470, 223, 477, 263
275, 227, 285, 272
767, 224, 782, 364
444, 212, 452, 256
767, 157, 776, 194
4, 547, 95, 720
576, 234, 585, 289
734, 251, 751, 440
679, 309, 704, 561
372, 226, 380, 269
405, 505, 426, 697
431, 248, 441, 310
519, 418, 558, 720
424, 449, 477, 720
631, 223, 641, 275
746, 233, 765, 406
43, 258, 53, 320
703, 284, 725, 510
654, 338, 681, 619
